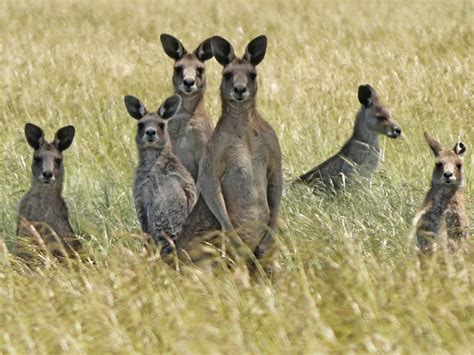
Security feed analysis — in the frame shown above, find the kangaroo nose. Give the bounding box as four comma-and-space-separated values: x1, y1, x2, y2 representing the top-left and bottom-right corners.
234, 85, 247, 95
444, 171, 453, 178
183, 78, 195, 87
145, 128, 156, 137
394, 127, 402, 136
42, 171, 53, 179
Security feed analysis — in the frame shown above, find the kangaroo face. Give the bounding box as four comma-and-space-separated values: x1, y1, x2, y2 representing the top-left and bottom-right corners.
124, 94, 182, 150
211, 35, 267, 103
160, 34, 213, 96
358, 85, 402, 139
425, 132, 466, 186
24, 124, 75, 185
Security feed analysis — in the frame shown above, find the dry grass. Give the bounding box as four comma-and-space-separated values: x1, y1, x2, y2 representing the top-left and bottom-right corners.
0, 0, 473, 353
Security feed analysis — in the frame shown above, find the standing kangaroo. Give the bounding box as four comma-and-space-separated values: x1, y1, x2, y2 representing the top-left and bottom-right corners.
415, 133, 469, 254
16, 124, 81, 258
176, 35, 283, 269
160, 34, 214, 181
296, 85, 402, 190
124, 94, 197, 248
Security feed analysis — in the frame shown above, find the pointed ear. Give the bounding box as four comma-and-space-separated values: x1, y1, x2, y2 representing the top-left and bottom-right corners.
424, 132, 443, 157
194, 37, 213, 62
358, 84, 377, 108
54, 125, 75, 151
124, 95, 146, 120
160, 34, 186, 61
25, 123, 45, 150
244, 35, 267, 66
158, 95, 181, 120
211, 36, 235, 66
453, 141, 467, 156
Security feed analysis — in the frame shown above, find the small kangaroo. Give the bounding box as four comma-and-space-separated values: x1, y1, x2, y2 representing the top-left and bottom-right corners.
415, 133, 469, 254
16, 123, 81, 258
296, 85, 402, 190
124, 94, 197, 248
160, 34, 215, 181
176, 35, 283, 268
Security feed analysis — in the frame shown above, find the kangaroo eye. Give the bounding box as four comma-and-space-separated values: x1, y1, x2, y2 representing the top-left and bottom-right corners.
174, 66, 183, 74
158, 123, 165, 130
376, 116, 386, 121
223, 72, 232, 80
435, 162, 443, 168
249, 72, 257, 80
138, 122, 144, 130
457, 164, 463, 170
55, 158, 62, 165
34, 157, 41, 163
197, 67, 204, 75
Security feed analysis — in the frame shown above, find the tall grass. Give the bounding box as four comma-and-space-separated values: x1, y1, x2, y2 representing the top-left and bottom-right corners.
0, 0, 473, 352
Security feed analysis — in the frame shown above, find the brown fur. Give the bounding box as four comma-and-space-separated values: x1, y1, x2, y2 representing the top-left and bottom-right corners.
174, 35, 283, 271
16, 124, 81, 259
415, 133, 469, 253
160, 34, 214, 181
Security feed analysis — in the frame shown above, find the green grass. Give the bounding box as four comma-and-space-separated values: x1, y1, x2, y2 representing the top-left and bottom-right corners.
1, 0, 473, 353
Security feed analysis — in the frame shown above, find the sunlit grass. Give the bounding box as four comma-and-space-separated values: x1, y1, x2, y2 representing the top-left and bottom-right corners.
0, 0, 473, 352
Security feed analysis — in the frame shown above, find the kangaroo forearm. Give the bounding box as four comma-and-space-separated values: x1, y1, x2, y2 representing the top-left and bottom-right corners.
199, 179, 234, 231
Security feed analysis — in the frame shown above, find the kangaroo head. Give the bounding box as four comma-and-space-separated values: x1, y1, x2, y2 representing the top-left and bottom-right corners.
357, 84, 402, 139
160, 34, 213, 96
424, 132, 466, 187
24, 123, 75, 185
211, 35, 267, 103
124, 95, 181, 150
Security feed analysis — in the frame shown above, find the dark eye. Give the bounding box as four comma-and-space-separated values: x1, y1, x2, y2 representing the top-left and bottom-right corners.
223, 72, 232, 80
55, 158, 62, 165
158, 123, 165, 130
138, 122, 144, 130
435, 162, 443, 168
174, 66, 183, 75
376, 116, 386, 121
249, 72, 257, 80
34, 157, 41, 163
457, 164, 463, 170
197, 67, 204, 76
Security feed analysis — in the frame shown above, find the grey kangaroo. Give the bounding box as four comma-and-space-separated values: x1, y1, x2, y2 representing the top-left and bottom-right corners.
415, 133, 469, 254
176, 35, 283, 270
160, 34, 214, 181
16, 123, 81, 258
296, 85, 402, 190
124, 94, 197, 248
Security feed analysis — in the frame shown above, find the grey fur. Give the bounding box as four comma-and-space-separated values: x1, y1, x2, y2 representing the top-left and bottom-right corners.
126, 95, 197, 247
297, 85, 402, 190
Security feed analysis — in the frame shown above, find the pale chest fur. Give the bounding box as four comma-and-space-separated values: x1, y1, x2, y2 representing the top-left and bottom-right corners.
342, 139, 381, 178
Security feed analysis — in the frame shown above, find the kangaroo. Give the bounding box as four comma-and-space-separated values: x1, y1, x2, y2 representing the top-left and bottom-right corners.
16, 123, 81, 259
175, 35, 283, 269
415, 133, 469, 254
160, 34, 214, 181
296, 85, 402, 190
124, 94, 197, 248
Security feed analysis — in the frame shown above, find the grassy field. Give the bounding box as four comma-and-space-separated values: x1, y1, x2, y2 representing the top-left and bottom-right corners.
1, 0, 473, 353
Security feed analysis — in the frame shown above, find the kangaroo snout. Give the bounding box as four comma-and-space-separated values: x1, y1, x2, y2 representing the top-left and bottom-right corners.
443, 171, 455, 184
40, 170, 55, 183
388, 126, 402, 138
233, 84, 248, 101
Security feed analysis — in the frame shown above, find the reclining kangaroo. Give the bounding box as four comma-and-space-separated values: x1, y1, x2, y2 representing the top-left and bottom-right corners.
296, 85, 402, 190
175, 35, 283, 269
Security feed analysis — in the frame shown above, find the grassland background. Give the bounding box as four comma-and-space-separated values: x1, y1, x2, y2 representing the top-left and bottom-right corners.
0, 0, 473, 353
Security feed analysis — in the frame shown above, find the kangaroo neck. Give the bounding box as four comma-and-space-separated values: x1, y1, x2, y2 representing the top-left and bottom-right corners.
177, 91, 204, 115
31, 178, 63, 196
138, 144, 171, 168
351, 108, 380, 151
425, 184, 460, 214
221, 97, 256, 123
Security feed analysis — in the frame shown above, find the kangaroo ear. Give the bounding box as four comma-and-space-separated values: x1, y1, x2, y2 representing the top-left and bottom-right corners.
124, 95, 146, 120
194, 37, 213, 62
25, 123, 45, 150
211, 36, 235, 66
358, 84, 378, 108
453, 141, 467, 156
54, 125, 75, 151
160, 34, 186, 61
424, 132, 443, 157
244, 35, 267, 66
158, 95, 181, 120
